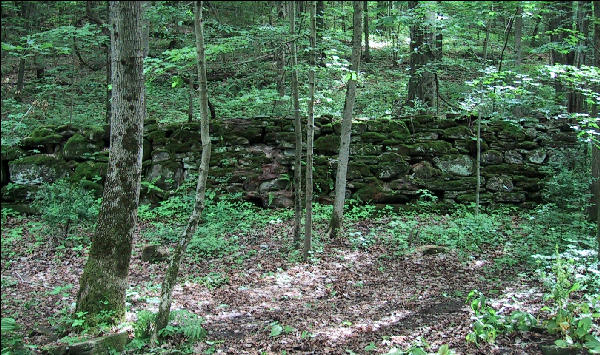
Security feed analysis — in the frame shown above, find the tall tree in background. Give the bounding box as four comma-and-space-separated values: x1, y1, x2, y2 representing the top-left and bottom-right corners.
593, 1, 599, 260
152, 0, 213, 336
406, 1, 436, 109
76, 1, 145, 324
514, 5, 522, 67
304, 0, 317, 260
329, 1, 362, 238
290, 1, 303, 245
363, 1, 370, 62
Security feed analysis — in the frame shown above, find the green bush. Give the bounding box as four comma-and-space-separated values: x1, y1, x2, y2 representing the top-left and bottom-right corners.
32, 179, 100, 243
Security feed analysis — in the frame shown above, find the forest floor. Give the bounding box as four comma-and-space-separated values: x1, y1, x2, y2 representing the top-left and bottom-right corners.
0, 215, 569, 354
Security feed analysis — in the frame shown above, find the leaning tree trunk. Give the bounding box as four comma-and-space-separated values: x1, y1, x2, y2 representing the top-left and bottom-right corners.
290, 1, 303, 245
405, 1, 436, 109
329, 1, 362, 238
304, 0, 317, 261
152, 0, 212, 337
76, 1, 145, 325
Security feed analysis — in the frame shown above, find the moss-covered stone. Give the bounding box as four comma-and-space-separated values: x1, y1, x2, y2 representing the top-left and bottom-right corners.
481, 150, 503, 165
420, 176, 479, 191
485, 175, 513, 192
348, 162, 372, 180
63, 134, 103, 161
314, 135, 339, 155
433, 154, 473, 176
1, 183, 39, 202
9, 155, 68, 185
354, 178, 408, 203
71, 161, 108, 183
21, 126, 63, 151
405, 141, 452, 156
493, 121, 526, 141
373, 152, 410, 180
411, 161, 440, 179
350, 143, 382, 155
442, 125, 473, 140
483, 164, 545, 178
361, 131, 387, 143
517, 141, 538, 150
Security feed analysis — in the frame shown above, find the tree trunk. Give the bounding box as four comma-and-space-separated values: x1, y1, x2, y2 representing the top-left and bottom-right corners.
482, 18, 491, 62
592, 1, 599, 260
530, 14, 542, 47
304, 0, 317, 261
316, 0, 325, 64
188, 74, 194, 122
290, 1, 303, 245
406, 1, 436, 109
363, 1, 370, 62
276, 2, 286, 107
76, 1, 145, 325
571, 1, 590, 113
514, 5, 522, 67
152, 0, 212, 337
329, 1, 362, 238
16, 58, 25, 99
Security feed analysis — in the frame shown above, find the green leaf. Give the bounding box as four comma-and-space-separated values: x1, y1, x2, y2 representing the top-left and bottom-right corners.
555, 339, 568, 348
270, 323, 283, 337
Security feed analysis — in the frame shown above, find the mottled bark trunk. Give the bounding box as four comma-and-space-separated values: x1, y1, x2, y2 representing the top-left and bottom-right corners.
290, 1, 303, 245
329, 1, 362, 238
406, 1, 435, 109
153, 0, 212, 337
304, 1, 317, 261
316, 0, 325, 64
530, 14, 541, 47
76, 1, 145, 325
363, 1, 370, 62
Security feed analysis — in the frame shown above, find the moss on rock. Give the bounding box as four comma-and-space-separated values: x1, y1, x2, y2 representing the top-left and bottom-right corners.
9, 155, 68, 185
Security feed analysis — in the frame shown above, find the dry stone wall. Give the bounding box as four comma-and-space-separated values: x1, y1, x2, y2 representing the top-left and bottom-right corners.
1, 114, 580, 211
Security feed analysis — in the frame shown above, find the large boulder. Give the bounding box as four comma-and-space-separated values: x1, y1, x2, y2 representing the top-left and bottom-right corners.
63, 134, 103, 161
8, 155, 68, 185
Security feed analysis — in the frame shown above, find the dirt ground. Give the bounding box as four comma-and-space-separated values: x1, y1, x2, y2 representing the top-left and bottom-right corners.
1, 216, 554, 354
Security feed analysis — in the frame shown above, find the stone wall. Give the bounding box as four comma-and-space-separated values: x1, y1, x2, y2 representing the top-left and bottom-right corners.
1, 114, 580, 210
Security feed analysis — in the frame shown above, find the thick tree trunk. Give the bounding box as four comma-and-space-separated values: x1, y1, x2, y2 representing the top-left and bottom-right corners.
76, 1, 145, 325
290, 1, 303, 245
363, 1, 370, 62
329, 1, 362, 238
153, 0, 212, 337
514, 6, 522, 67
304, 1, 317, 261
406, 1, 435, 109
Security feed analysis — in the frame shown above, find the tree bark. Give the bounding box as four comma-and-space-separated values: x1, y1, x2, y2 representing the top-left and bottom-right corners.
304, 0, 317, 261
329, 1, 362, 238
276, 2, 286, 108
592, 1, 599, 260
316, 0, 325, 64
363, 1, 370, 62
514, 5, 522, 67
290, 1, 303, 245
406, 1, 436, 109
76, 1, 145, 325
152, 0, 212, 337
